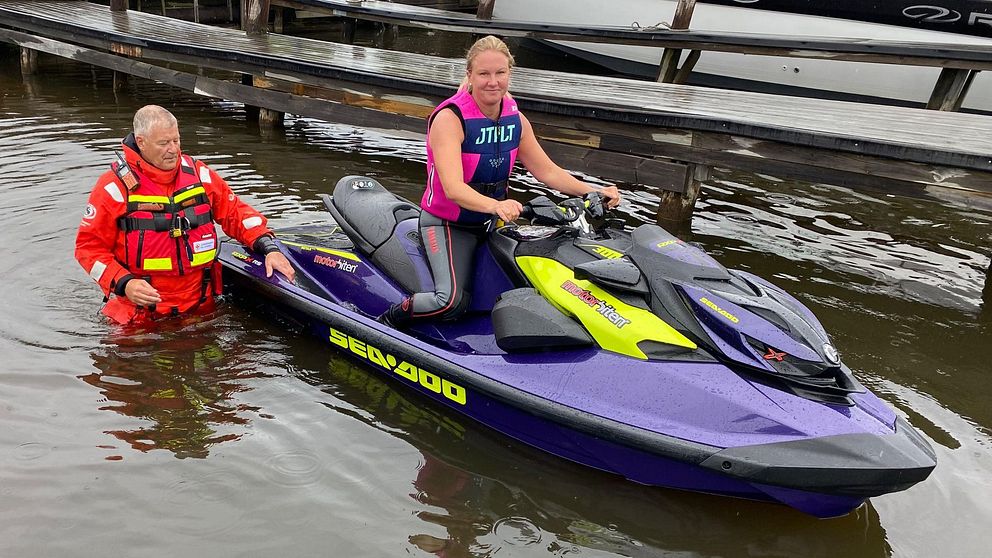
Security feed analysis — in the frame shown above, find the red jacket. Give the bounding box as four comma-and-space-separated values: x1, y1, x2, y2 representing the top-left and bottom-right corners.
76, 139, 272, 323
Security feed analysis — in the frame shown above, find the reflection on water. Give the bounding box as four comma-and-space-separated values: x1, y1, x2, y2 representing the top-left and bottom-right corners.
296, 348, 891, 558
78, 311, 265, 459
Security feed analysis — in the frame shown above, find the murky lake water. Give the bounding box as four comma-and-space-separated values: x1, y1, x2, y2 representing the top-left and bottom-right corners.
1, 47, 990, 557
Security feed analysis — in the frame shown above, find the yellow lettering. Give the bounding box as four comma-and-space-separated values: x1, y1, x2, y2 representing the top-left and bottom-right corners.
419, 369, 443, 393
700, 297, 740, 324
593, 245, 623, 259
367, 345, 390, 370
394, 361, 419, 381
329, 328, 348, 348
325, 326, 467, 406
442, 380, 467, 405
348, 337, 367, 358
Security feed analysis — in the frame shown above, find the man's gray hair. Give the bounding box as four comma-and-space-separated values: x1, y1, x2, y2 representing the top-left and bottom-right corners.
133, 105, 178, 136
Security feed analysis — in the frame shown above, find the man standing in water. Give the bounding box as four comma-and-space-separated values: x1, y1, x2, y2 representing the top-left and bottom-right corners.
75, 105, 295, 324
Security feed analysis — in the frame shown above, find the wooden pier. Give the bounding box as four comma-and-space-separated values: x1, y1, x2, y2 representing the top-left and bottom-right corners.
2, 0, 992, 226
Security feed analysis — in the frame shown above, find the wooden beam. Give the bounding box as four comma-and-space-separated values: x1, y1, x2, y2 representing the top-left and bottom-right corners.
657, 0, 696, 83
476, 0, 495, 20
927, 68, 978, 111
243, 0, 271, 34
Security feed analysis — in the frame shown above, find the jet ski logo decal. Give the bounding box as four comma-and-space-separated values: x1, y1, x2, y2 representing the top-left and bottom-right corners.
762, 347, 787, 362
575, 243, 624, 260
700, 297, 740, 324
328, 327, 467, 406
561, 280, 631, 329
231, 251, 262, 266
314, 254, 358, 273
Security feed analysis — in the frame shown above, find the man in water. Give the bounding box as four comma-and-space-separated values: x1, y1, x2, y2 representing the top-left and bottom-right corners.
75, 104, 295, 324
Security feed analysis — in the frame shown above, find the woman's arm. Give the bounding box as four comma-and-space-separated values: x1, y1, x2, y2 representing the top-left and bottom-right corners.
430, 109, 522, 221
516, 113, 621, 207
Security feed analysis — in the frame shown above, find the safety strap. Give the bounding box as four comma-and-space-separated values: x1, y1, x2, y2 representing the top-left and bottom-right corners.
118, 208, 213, 232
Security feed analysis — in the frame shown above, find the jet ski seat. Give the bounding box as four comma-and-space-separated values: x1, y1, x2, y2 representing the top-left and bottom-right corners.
322, 175, 427, 293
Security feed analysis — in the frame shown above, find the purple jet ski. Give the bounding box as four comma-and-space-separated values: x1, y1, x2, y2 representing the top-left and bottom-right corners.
219, 175, 935, 518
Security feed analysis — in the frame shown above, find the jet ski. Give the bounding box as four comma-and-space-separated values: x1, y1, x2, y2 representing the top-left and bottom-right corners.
219, 175, 936, 517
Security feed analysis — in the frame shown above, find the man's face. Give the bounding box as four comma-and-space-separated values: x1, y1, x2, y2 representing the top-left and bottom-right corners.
136, 123, 181, 171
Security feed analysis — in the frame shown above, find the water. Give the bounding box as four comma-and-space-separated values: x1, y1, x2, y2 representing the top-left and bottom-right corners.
1, 50, 990, 557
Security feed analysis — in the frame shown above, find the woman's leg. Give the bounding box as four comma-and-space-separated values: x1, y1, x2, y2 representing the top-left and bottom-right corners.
384, 212, 483, 325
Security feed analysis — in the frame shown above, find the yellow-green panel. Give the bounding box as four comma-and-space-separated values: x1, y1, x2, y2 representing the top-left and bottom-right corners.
516, 256, 696, 360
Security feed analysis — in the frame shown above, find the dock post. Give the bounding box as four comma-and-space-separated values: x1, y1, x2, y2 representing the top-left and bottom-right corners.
374, 22, 399, 50
341, 18, 357, 44
19, 48, 38, 75
241, 74, 260, 123
927, 68, 978, 112
259, 107, 285, 129
273, 6, 284, 34
242, 0, 271, 34
476, 0, 495, 19
113, 71, 129, 93
109, 0, 127, 11
656, 163, 709, 229
657, 0, 697, 83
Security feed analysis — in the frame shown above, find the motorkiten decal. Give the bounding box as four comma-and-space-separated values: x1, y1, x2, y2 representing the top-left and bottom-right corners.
328, 327, 467, 406
313, 254, 358, 273
561, 280, 631, 329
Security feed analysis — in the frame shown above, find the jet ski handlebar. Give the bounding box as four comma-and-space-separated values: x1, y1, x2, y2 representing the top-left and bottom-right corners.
518, 191, 607, 225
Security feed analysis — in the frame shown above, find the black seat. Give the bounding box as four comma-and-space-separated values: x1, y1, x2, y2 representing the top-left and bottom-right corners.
322, 176, 426, 293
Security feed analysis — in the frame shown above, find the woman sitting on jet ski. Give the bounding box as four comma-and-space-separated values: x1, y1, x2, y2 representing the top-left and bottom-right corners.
382, 35, 621, 327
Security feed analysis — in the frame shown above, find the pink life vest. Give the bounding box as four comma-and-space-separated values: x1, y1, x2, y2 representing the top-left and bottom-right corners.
421, 89, 521, 224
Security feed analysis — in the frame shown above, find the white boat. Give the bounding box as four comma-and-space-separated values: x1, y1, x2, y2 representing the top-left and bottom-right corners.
491, 0, 992, 113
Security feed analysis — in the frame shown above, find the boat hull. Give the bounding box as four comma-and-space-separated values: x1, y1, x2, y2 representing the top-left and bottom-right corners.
494, 0, 992, 113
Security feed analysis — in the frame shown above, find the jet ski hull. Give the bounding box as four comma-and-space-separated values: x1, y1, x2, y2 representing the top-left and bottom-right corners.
220, 239, 935, 518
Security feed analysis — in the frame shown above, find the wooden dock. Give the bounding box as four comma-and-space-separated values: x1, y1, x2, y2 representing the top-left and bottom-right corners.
2, 0, 992, 226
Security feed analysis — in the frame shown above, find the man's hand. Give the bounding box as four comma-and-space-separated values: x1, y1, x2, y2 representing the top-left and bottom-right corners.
124, 278, 161, 306
265, 251, 296, 282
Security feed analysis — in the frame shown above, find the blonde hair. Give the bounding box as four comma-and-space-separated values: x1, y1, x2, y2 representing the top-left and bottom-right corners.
459, 35, 515, 92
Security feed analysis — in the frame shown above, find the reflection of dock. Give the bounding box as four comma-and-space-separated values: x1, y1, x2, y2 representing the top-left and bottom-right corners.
2, 1, 992, 222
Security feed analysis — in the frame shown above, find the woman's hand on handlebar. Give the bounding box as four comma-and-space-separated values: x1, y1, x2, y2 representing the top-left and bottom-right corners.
599, 185, 621, 209
493, 199, 523, 222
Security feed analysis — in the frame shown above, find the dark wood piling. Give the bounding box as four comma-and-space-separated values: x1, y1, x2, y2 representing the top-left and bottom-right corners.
240, 0, 285, 128
657, 0, 700, 85
19, 46, 37, 74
